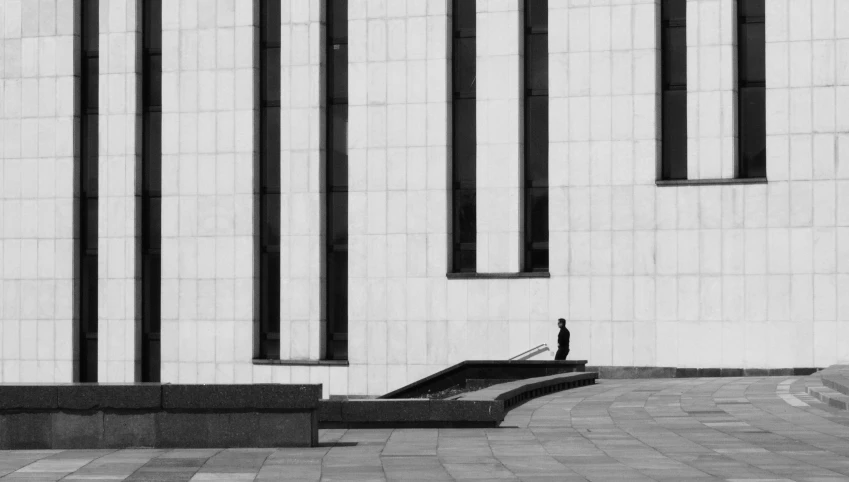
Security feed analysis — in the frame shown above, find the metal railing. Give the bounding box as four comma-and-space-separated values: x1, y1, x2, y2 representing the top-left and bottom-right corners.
509, 343, 549, 361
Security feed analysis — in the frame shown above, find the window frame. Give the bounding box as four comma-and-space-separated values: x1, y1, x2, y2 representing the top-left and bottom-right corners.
737, 0, 766, 179
258, 0, 283, 360
78, 0, 100, 383
660, 0, 688, 181
141, 0, 163, 381
523, 0, 549, 273
325, 0, 349, 361
451, 0, 477, 273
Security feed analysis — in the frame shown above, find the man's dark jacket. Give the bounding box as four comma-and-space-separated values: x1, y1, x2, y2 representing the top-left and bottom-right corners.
558, 327, 570, 349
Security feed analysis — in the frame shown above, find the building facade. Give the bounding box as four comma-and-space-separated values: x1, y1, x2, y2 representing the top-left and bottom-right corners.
1, 0, 848, 396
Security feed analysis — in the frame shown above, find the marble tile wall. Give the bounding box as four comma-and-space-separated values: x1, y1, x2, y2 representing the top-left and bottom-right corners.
278, 0, 324, 362
0, 0, 77, 382
686, 0, 737, 179
98, 0, 140, 383
1, 0, 847, 395
159, 0, 257, 384
476, 0, 522, 273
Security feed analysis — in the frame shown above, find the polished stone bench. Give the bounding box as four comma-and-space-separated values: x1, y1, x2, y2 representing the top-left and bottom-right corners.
0, 384, 321, 449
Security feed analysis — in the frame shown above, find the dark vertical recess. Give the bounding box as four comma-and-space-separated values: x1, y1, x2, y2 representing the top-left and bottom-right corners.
141, 0, 162, 381
79, 0, 99, 382
661, 0, 687, 180
259, 0, 282, 359
738, 0, 766, 178
326, 0, 348, 360
524, 0, 548, 272
452, 0, 476, 273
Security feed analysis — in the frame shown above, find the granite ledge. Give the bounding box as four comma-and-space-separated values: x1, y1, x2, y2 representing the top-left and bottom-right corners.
252, 359, 349, 367
58, 384, 161, 410
447, 272, 550, 280
162, 384, 321, 410
656, 177, 768, 187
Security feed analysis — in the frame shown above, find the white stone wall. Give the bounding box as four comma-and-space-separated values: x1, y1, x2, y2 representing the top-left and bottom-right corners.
98, 0, 140, 383
1, 0, 848, 395
159, 0, 257, 383
0, 0, 77, 382
686, 0, 736, 179
347, 0, 453, 395
476, 0, 522, 273
279, 0, 324, 362
764, 0, 849, 366
550, 0, 661, 368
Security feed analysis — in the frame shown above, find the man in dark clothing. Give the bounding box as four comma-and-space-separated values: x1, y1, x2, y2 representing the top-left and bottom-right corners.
554, 318, 570, 360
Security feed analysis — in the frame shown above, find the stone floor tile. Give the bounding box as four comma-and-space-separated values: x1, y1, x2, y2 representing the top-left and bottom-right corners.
2, 375, 849, 480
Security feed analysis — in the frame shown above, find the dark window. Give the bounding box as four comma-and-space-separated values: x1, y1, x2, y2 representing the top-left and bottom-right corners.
661, 0, 687, 180
452, 0, 476, 273
259, 0, 282, 359
326, 0, 348, 360
738, 0, 766, 178
524, 0, 548, 272
79, 0, 99, 382
141, 0, 162, 382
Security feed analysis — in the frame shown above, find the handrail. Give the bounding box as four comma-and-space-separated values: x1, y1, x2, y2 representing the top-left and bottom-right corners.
509, 343, 549, 361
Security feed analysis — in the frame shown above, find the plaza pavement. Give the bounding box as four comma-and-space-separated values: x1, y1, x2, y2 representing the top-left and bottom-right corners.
1, 375, 848, 481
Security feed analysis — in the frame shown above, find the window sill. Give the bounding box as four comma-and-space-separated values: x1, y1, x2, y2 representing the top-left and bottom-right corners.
252, 359, 349, 367
656, 177, 767, 187
447, 272, 551, 280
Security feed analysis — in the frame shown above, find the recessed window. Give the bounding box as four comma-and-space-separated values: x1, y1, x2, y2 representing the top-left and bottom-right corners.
738, 0, 766, 178
524, 0, 548, 272
326, 0, 348, 361
452, 0, 476, 273
259, 0, 282, 359
79, 0, 99, 382
141, 0, 162, 382
660, 0, 687, 180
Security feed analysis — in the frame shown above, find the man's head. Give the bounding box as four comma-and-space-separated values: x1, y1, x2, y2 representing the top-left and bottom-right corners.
557, 318, 566, 328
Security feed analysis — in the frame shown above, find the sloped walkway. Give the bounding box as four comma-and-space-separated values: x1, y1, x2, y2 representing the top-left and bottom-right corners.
2, 375, 849, 481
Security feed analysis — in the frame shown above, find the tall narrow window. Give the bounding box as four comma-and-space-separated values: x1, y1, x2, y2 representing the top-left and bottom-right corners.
326, 0, 348, 360
660, 0, 687, 180
524, 0, 548, 272
259, 0, 281, 359
738, 0, 765, 178
452, 0, 476, 273
141, 0, 162, 381
79, 0, 99, 382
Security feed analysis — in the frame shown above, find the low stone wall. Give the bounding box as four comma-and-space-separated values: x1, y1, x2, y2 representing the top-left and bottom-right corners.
319, 399, 504, 429
319, 371, 599, 428
0, 384, 321, 449
381, 360, 588, 399
458, 372, 597, 410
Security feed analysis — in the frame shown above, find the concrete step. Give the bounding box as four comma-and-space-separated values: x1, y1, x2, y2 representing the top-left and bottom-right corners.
807, 384, 849, 411
820, 365, 849, 396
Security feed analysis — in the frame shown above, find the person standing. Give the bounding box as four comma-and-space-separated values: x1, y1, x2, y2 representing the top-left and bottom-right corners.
554, 318, 570, 360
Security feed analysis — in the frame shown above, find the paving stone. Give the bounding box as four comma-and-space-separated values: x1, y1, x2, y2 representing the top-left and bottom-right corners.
4, 373, 849, 480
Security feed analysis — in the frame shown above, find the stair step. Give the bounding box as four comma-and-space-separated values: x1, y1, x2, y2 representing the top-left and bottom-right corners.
807, 384, 849, 411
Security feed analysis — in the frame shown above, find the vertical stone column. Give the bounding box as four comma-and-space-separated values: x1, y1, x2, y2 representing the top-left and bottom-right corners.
476, 0, 522, 273
0, 0, 77, 382
97, 0, 140, 382
280, 1, 324, 361
686, 0, 736, 179
160, 0, 256, 383
346, 0, 451, 395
